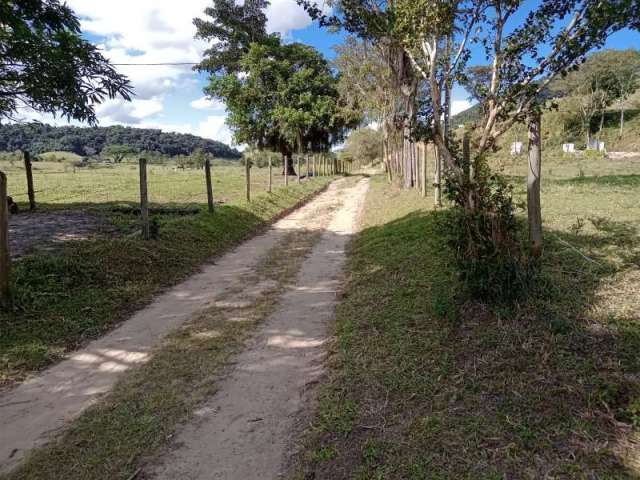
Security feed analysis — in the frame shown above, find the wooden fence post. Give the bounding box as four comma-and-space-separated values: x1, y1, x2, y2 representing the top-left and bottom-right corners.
245, 157, 251, 202
0, 171, 10, 309
306, 154, 310, 180
204, 158, 214, 213
23, 151, 36, 210
139, 158, 150, 240
527, 112, 543, 257
268, 155, 272, 193
284, 155, 289, 187
297, 154, 301, 183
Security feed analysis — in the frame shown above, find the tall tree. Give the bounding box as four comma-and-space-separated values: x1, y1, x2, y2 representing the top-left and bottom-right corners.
206, 38, 356, 172
333, 37, 398, 176
300, 0, 640, 261
194, 0, 272, 76
551, 54, 621, 146
0, 0, 132, 123
591, 49, 640, 137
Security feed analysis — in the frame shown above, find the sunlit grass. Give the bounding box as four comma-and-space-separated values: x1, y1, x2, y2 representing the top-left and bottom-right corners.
293, 156, 640, 478
1, 160, 291, 208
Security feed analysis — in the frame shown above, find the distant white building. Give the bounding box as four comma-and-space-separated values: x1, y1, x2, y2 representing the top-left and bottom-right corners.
562, 143, 575, 153
586, 139, 606, 152
510, 142, 523, 155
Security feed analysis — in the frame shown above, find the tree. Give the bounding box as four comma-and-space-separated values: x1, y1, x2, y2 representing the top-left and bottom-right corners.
550, 53, 622, 146
101, 144, 137, 163
194, 0, 272, 76
204, 36, 356, 173
595, 49, 640, 137
334, 37, 399, 178
0, 124, 241, 158
343, 127, 382, 165
299, 0, 640, 271
0, 0, 132, 123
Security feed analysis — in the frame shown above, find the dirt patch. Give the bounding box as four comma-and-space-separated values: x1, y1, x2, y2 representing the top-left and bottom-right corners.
149, 178, 370, 480
8, 210, 107, 258
607, 151, 640, 161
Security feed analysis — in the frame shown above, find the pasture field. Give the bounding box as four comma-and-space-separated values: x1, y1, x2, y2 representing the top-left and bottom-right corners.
293, 156, 640, 478
1, 160, 289, 208
0, 158, 333, 387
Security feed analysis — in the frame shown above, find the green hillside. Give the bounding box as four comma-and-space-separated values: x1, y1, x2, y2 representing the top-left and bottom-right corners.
453, 90, 640, 153
0, 124, 241, 159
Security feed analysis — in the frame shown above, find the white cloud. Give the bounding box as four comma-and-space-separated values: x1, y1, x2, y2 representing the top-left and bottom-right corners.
190, 96, 226, 111
451, 100, 473, 116
40, 1, 328, 143
195, 115, 234, 145
96, 97, 164, 124
266, 0, 314, 34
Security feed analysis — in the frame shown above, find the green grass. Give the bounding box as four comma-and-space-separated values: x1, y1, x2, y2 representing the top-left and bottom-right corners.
0, 160, 295, 208
0, 176, 332, 386
4, 223, 326, 480
293, 159, 640, 478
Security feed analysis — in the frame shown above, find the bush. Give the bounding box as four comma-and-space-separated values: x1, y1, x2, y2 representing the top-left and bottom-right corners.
443, 164, 534, 303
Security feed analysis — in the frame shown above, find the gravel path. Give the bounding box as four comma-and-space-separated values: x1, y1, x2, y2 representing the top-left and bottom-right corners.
0, 178, 368, 474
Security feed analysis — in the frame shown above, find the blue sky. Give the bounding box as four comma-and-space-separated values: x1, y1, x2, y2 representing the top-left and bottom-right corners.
24, 1, 640, 146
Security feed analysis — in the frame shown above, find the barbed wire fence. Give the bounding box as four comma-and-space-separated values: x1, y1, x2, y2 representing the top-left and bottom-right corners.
0, 149, 354, 305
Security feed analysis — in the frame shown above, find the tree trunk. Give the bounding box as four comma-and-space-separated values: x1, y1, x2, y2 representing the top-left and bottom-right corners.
282, 152, 296, 178
434, 144, 442, 207
420, 142, 428, 197
619, 107, 625, 138
527, 113, 543, 258
598, 110, 605, 141
463, 132, 471, 180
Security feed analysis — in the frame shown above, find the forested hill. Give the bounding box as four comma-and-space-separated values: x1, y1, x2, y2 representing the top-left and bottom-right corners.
0, 124, 241, 158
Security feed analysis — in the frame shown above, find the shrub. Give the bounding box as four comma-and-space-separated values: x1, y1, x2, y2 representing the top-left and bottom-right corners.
442, 161, 534, 303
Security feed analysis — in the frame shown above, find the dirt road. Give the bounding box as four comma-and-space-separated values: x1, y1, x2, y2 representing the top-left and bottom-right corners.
0, 177, 369, 476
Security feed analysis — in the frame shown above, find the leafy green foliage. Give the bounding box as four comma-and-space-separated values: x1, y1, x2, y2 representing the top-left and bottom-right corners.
0, 123, 240, 158
101, 144, 137, 163
0, 0, 131, 123
194, 0, 272, 76
342, 127, 382, 164
443, 165, 532, 303
206, 37, 358, 155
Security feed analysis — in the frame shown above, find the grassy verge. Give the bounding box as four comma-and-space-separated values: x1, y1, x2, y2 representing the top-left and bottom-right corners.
293, 171, 639, 479
0, 178, 331, 387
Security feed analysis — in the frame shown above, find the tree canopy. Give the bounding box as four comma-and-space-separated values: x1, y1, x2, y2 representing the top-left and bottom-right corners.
0, 0, 132, 123
0, 123, 241, 158
194, 0, 273, 76
195, 1, 360, 165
